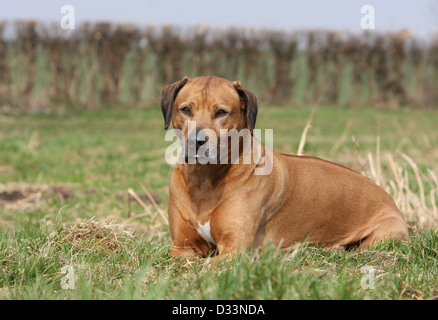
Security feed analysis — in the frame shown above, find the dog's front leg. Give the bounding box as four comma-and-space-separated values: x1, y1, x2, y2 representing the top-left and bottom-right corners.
210, 215, 255, 258
169, 208, 214, 257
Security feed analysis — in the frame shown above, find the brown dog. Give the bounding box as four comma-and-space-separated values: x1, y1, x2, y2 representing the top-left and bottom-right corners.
161, 76, 409, 257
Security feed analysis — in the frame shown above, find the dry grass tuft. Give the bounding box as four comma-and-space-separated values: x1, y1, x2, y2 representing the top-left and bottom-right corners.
57, 217, 134, 253
362, 149, 438, 230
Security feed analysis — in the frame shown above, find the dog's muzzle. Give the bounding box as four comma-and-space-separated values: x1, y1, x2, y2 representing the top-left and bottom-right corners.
184, 128, 219, 164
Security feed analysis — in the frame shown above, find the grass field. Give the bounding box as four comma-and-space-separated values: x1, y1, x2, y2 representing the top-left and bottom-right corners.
0, 105, 437, 299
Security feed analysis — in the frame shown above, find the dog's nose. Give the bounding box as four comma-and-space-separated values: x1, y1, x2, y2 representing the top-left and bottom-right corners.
188, 128, 207, 152
196, 136, 207, 149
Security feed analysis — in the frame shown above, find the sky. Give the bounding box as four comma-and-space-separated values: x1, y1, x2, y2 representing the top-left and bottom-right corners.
1, 0, 437, 37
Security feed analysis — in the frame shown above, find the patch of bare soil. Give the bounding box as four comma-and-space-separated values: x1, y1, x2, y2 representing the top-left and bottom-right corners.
0, 183, 75, 211
0, 190, 26, 202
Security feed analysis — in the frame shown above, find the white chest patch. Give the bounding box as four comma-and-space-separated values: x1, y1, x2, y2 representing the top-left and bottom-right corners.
195, 221, 216, 246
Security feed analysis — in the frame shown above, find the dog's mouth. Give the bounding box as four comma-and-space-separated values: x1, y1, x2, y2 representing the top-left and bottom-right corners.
183, 128, 221, 164
184, 142, 219, 164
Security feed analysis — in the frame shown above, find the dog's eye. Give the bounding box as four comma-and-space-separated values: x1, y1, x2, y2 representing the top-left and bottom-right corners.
180, 107, 191, 116
215, 109, 228, 118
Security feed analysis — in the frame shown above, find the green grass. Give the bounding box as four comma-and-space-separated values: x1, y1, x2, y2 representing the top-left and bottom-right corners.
0, 105, 437, 299
1, 222, 437, 299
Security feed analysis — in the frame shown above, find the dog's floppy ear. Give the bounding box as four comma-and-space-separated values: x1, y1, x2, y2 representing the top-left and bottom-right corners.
233, 81, 258, 131
161, 76, 190, 130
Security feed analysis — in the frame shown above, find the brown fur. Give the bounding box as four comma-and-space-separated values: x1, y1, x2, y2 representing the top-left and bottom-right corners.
161, 76, 409, 257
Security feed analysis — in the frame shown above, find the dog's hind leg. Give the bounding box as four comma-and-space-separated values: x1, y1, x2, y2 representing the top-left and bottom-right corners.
358, 216, 409, 249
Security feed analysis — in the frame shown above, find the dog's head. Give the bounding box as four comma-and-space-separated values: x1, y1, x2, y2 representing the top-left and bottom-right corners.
161, 76, 258, 164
